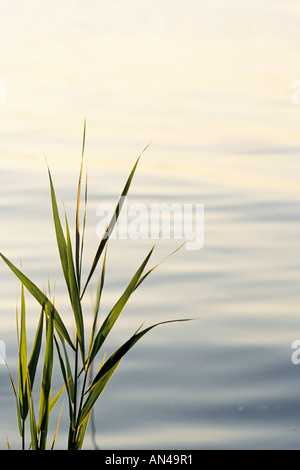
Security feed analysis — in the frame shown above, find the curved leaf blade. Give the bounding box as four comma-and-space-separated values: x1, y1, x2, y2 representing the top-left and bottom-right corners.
79, 319, 191, 427
88, 243, 155, 367
0, 253, 75, 350
28, 307, 44, 388
81, 142, 151, 298
38, 303, 54, 450
47, 167, 71, 297
65, 214, 85, 363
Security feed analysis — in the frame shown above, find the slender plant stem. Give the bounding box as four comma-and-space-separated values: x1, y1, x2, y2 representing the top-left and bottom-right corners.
74, 337, 79, 416
68, 336, 79, 449
72, 367, 89, 446
22, 418, 25, 451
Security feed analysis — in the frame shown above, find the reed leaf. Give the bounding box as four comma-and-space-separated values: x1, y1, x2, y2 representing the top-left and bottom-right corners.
48, 165, 85, 359
28, 307, 44, 389
0, 253, 74, 350
92, 319, 190, 387
18, 284, 29, 421
54, 335, 75, 427
28, 390, 38, 450
88, 246, 107, 356
50, 399, 64, 450
87, 243, 155, 368
73, 410, 91, 450
38, 302, 54, 450
134, 242, 186, 291
80, 142, 151, 299
79, 170, 88, 285
75, 116, 86, 287
79, 319, 190, 427
47, 167, 71, 296
78, 362, 119, 427
65, 213, 85, 363
49, 385, 65, 414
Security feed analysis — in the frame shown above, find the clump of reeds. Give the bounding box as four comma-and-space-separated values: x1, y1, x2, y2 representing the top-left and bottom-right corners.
1, 121, 189, 450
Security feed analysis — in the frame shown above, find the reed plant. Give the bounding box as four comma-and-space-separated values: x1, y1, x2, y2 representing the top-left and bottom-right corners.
1, 122, 189, 450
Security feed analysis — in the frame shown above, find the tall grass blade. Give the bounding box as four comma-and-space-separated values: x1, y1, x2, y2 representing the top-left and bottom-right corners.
28, 307, 44, 388
88, 243, 155, 367
79, 319, 190, 427
134, 242, 186, 291
18, 284, 29, 421
49, 169, 85, 357
49, 385, 65, 414
55, 332, 75, 402
81, 142, 151, 299
28, 390, 38, 450
0, 253, 74, 350
54, 335, 75, 430
38, 303, 54, 450
79, 171, 88, 284
65, 214, 85, 363
88, 246, 107, 356
73, 410, 91, 450
75, 117, 86, 287
94, 319, 191, 386
47, 167, 71, 297
78, 363, 119, 427
50, 399, 64, 450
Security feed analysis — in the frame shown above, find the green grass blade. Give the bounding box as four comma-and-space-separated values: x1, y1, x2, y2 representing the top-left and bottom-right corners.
55, 332, 75, 403
0, 253, 75, 350
134, 242, 186, 291
49, 384, 65, 414
28, 306, 44, 388
88, 243, 155, 367
54, 335, 75, 427
88, 246, 107, 356
79, 319, 190, 427
75, 117, 86, 287
50, 399, 64, 450
79, 170, 88, 283
92, 319, 191, 388
65, 213, 85, 363
81, 143, 151, 299
78, 362, 119, 427
28, 388, 38, 450
47, 167, 71, 297
18, 284, 29, 420
38, 303, 54, 450
74, 410, 91, 450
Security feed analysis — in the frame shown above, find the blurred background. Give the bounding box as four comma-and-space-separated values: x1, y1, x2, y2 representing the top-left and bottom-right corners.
1, 0, 300, 449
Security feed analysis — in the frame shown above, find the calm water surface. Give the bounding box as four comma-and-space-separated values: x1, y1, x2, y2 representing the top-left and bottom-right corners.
1, 0, 300, 450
